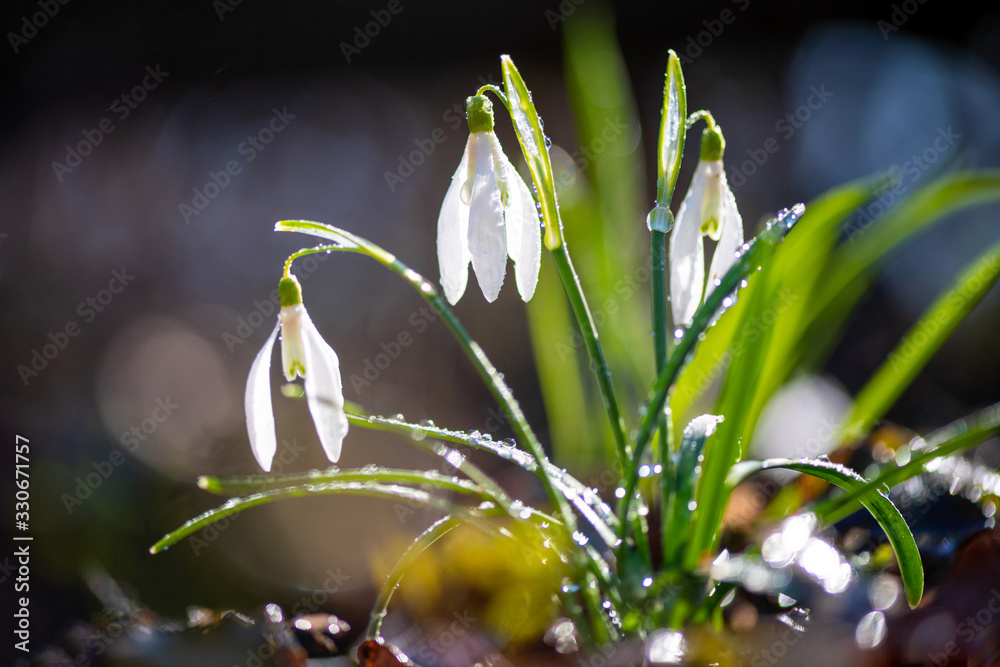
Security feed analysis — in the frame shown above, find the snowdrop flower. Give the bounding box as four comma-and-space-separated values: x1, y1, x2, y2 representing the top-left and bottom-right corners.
245, 275, 348, 471
669, 123, 743, 324
437, 94, 541, 304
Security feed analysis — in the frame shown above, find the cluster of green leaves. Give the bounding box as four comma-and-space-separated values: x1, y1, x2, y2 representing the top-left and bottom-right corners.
153, 15, 1000, 650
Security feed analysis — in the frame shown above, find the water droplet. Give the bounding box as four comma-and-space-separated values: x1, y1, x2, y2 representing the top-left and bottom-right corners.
673, 328, 685, 339
638, 464, 651, 478
647, 629, 686, 664
614, 487, 626, 499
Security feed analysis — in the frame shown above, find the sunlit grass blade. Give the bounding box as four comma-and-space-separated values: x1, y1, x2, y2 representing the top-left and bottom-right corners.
345, 412, 621, 548
728, 457, 923, 608
818, 401, 1000, 524
811, 171, 1000, 332
501, 55, 561, 250
366, 515, 461, 639
662, 415, 722, 569
150, 482, 513, 554
843, 237, 1000, 440
196, 467, 491, 501
657, 51, 687, 207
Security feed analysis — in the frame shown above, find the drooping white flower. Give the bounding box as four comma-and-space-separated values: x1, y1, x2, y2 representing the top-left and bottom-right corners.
437, 94, 541, 305
669, 124, 743, 325
245, 275, 348, 471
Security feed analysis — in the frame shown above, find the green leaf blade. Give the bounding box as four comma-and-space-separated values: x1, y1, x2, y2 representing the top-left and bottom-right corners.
845, 237, 1000, 439
730, 457, 924, 608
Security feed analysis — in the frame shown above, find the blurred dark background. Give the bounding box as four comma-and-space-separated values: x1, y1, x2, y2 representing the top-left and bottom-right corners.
2, 0, 999, 665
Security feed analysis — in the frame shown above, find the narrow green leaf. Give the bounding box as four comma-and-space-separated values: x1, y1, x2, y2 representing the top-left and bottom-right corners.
150, 482, 505, 555
728, 457, 923, 607
813, 171, 1000, 330
658, 51, 687, 206
844, 238, 1000, 439
345, 412, 621, 546
197, 467, 489, 500
501, 55, 561, 250
818, 401, 1000, 524
366, 515, 461, 639
663, 414, 722, 569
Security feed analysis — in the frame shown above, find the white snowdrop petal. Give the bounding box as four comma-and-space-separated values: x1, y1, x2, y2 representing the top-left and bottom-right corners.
468, 132, 507, 302
670, 170, 708, 325
493, 137, 541, 302
300, 312, 348, 464
437, 135, 473, 305
245, 321, 280, 472
706, 177, 744, 298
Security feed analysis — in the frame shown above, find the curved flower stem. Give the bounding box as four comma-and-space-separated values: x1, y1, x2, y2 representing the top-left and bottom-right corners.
366, 506, 580, 640
550, 245, 631, 467
283, 244, 341, 277
685, 110, 716, 131
476, 84, 509, 112
366, 515, 459, 639
276, 222, 578, 538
